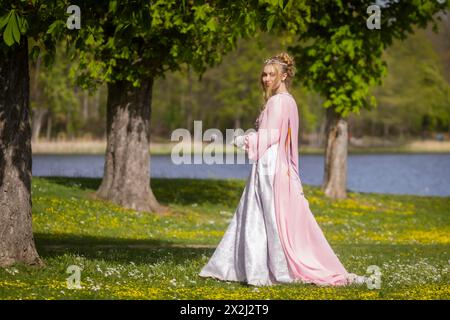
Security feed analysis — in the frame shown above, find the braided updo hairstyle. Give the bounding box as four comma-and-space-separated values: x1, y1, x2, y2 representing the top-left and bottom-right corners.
260, 52, 296, 103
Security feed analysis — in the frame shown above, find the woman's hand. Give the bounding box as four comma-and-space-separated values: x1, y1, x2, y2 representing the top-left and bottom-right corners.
232, 134, 246, 148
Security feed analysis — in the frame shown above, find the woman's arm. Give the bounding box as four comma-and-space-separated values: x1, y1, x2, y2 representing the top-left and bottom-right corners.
243, 95, 284, 161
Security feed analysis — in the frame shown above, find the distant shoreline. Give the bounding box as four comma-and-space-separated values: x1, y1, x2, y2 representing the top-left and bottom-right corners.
31, 139, 450, 155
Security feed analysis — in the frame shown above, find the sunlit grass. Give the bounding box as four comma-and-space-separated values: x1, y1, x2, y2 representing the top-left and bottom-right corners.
0, 177, 448, 299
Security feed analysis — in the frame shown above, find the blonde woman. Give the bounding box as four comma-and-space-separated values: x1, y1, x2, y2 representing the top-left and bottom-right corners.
199, 52, 366, 287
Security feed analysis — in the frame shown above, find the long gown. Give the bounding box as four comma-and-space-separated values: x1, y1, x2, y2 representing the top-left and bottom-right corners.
199, 92, 365, 287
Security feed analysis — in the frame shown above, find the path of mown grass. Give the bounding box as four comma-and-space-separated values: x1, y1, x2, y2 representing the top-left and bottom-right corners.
1, 177, 449, 299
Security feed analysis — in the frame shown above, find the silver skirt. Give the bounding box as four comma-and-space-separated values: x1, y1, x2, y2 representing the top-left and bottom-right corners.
199, 143, 295, 286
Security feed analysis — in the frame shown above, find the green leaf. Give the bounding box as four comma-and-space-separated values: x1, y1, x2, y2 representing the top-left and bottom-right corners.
1, 10, 24, 46
3, 19, 14, 46
267, 15, 275, 31
86, 34, 95, 45
283, 0, 292, 12
0, 12, 11, 30
19, 16, 28, 34
11, 12, 21, 43
109, 1, 118, 13
47, 20, 62, 35
206, 18, 216, 32
30, 45, 41, 61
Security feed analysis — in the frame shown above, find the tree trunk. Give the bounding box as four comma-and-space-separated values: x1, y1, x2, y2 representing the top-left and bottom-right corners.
383, 122, 389, 138
94, 89, 100, 118
322, 107, 348, 199
82, 90, 89, 120
370, 119, 376, 136
30, 53, 47, 142
0, 40, 42, 267
96, 79, 168, 214
31, 108, 47, 142
234, 117, 241, 130
317, 119, 326, 147
186, 68, 193, 133
46, 114, 52, 140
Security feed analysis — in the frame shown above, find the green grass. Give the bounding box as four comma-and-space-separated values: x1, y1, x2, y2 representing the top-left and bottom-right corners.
0, 177, 449, 299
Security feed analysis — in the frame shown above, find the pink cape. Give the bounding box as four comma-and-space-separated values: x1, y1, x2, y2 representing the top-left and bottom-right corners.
243, 93, 351, 286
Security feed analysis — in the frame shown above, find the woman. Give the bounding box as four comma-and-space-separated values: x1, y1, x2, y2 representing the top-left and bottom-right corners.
199, 52, 366, 287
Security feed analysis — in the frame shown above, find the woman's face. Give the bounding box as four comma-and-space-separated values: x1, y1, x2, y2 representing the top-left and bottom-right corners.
261, 64, 285, 92
262, 65, 278, 90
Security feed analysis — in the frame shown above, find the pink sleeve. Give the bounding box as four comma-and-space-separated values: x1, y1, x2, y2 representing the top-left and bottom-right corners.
244, 95, 283, 161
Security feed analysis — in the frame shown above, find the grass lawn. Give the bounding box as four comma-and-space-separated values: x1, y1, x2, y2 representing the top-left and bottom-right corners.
0, 177, 449, 299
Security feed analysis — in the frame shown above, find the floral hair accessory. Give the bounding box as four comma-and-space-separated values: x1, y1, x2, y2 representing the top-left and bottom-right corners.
264, 58, 288, 66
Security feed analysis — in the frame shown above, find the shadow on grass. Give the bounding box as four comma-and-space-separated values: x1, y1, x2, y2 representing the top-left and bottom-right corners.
35, 232, 215, 265
39, 176, 245, 206
38, 176, 101, 191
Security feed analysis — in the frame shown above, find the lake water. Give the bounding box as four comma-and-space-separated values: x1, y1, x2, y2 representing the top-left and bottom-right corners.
33, 153, 450, 197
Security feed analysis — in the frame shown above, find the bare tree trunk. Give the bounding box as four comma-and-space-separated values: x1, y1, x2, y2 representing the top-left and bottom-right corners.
82, 90, 89, 120
383, 122, 389, 138
0, 40, 42, 266
234, 117, 241, 130
317, 119, 326, 147
322, 108, 348, 199
46, 114, 52, 140
30, 53, 47, 142
31, 108, 47, 142
186, 67, 193, 133
96, 78, 168, 214
94, 89, 100, 118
